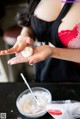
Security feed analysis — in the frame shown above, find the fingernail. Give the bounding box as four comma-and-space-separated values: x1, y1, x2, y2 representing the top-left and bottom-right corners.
29, 61, 33, 65
10, 63, 14, 65
8, 61, 13, 65
10, 63, 13, 65
30, 63, 33, 65
7, 61, 10, 64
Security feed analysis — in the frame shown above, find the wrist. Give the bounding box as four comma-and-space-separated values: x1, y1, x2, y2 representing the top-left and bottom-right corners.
50, 46, 55, 58
21, 27, 29, 36
21, 27, 35, 40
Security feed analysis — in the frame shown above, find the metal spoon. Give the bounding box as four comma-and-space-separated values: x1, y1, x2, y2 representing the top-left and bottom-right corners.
20, 73, 41, 106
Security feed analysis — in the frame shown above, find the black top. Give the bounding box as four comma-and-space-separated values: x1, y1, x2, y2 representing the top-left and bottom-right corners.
30, 0, 80, 82
31, 15, 53, 43
31, 0, 73, 46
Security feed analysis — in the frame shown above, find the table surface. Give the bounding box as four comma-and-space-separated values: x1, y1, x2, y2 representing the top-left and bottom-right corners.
0, 82, 80, 119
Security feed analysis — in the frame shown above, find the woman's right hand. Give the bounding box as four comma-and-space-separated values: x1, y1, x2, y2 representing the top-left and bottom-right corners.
0, 35, 34, 55
0, 26, 35, 55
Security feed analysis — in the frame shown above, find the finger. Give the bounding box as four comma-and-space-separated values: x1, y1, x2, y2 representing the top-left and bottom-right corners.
16, 37, 34, 53
1, 47, 17, 55
15, 36, 27, 53
6, 47, 18, 53
0, 47, 16, 55
8, 53, 29, 65
0, 43, 19, 55
0, 50, 7, 55
16, 43, 27, 53
24, 36, 34, 45
29, 55, 40, 65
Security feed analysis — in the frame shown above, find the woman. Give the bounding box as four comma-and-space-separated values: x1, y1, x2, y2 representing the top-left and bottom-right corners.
0, 0, 61, 53
0, 0, 80, 82
1, 0, 62, 81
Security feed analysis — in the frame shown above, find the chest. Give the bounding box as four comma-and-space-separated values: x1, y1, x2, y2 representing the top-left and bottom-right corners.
58, 23, 80, 48
34, 0, 61, 21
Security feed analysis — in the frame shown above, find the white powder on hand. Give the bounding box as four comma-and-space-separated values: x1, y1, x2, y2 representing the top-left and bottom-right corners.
21, 47, 33, 57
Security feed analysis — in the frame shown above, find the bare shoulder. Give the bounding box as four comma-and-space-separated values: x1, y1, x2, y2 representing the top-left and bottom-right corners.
34, 0, 61, 22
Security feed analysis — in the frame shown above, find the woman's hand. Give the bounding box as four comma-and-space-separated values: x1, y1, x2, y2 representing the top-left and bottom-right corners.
8, 45, 53, 65
0, 35, 34, 55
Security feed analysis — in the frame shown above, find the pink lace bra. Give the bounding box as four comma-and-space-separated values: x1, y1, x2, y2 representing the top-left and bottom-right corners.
58, 23, 80, 48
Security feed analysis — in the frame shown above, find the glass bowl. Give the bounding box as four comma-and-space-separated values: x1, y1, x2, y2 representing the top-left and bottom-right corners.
16, 87, 52, 118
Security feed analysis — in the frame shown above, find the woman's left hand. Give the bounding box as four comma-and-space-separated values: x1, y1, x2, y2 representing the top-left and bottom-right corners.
8, 45, 53, 65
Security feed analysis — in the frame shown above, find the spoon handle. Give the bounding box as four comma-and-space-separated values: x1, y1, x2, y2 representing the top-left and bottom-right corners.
20, 73, 40, 105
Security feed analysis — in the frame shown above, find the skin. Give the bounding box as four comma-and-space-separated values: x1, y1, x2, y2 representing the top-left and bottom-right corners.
0, 0, 61, 55
8, 46, 80, 65
0, 27, 34, 54
8, 45, 52, 65
0, 0, 80, 65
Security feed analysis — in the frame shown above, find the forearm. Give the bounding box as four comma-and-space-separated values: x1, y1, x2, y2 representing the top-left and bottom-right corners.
51, 47, 80, 63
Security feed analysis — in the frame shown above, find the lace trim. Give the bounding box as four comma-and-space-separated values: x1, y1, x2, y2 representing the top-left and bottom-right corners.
58, 23, 80, 48
68, 23, 80, 48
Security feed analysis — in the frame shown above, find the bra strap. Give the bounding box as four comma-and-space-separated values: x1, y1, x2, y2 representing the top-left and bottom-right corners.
51, 0, 75, 47
56, 0, 75, 20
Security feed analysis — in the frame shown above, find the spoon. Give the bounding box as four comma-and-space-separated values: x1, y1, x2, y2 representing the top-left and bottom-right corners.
20, 73, 41, 106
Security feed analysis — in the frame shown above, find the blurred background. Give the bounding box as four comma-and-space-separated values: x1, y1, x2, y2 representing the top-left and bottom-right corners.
0, 0, 34, 82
